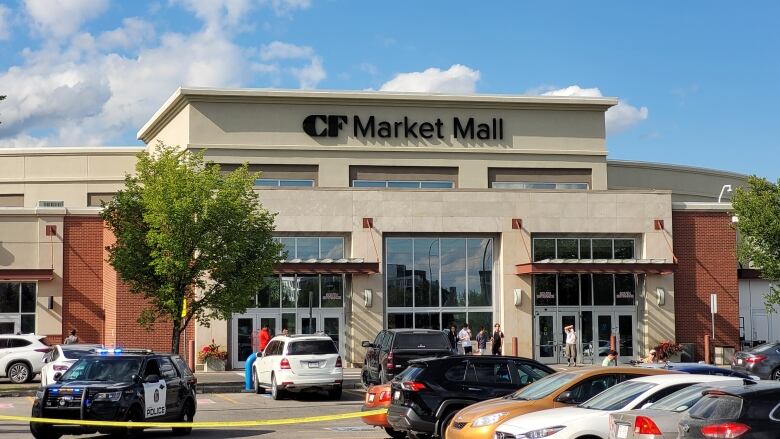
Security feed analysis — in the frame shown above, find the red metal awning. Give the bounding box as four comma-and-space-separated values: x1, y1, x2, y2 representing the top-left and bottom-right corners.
273, 259, 379, 275
0, 268, 55, 281
516, 261, 676, 275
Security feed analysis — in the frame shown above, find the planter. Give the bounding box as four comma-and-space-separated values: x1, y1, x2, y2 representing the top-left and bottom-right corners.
204, 357, 226, 372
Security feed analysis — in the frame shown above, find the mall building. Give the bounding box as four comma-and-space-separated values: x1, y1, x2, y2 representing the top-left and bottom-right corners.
0, 87, 763, 368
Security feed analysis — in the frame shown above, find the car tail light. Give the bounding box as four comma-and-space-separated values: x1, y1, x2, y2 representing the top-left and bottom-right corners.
280, 358, 291, 369
34, 348, 50, 353
335, 356, 342, 368
634, 416, 662, 435
400, 381, 426, 392
378, 390, 391, 402
53, 365, 70, 371
745, 355, 766, 364
386, 351, 394, 370
700, 422, 750, 438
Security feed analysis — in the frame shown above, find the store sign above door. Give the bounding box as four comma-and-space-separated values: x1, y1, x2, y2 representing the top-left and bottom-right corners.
302, 115, 504, 140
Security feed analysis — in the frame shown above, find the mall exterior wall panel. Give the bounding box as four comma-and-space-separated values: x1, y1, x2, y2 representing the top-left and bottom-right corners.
62, 216, 105, 344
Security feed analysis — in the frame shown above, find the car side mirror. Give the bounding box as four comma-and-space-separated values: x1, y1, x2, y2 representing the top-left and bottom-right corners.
53, 372, 62, 381
361, 341, 373, 348
145, 374, 161, 383
555, 390, 575, 404
131, 374, 141, 384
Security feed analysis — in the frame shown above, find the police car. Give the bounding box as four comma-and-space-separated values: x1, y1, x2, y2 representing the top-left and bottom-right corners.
30, 348, 197, 439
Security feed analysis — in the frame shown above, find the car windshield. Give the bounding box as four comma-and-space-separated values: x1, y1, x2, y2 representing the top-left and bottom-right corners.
393, 333, 449, 350
61, 348, 94, 360
393, 365, 425, 382
579, 381, 656, 410
751, 343, 779, 354
650, 385, 709, 412
508, 372, 578, 401
287, 340, 338, 355
689, 394, 743, 420
59, 357, 143, 383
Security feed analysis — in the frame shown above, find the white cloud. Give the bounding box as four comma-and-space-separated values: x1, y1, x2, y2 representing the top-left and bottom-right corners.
379, 64, 480, 94
542, 85, 649, 135
24, 0, 109, 38
97, 17, 156, 50
260, 41, 314, 60
291, 56, 325, 89
0, 5, 11, 40
263, 0, 312, 15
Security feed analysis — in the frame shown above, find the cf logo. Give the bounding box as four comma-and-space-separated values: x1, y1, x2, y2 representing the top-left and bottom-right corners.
302, 115, 347, 137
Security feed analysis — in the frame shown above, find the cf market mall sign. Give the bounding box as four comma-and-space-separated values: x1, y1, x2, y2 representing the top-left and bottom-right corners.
302, 115, 504, 140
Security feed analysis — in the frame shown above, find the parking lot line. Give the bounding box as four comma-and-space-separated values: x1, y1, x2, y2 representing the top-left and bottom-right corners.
215, 394, 239, 404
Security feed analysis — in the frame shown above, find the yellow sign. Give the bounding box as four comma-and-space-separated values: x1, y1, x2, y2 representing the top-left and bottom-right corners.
181, 298, 187, 318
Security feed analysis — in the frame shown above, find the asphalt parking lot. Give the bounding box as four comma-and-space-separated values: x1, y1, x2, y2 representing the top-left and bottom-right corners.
0, 389, 389, 439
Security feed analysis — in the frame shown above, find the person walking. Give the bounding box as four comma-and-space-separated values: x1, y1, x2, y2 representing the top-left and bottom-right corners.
491, 323, 504, 356
476, 326, 488, 355
447, 325, 458, 354
258, 323, 271, 353
63, 329, 80, 345
458, 323, 473, 355
564, 324, 577, 367
602, 350, 619, 366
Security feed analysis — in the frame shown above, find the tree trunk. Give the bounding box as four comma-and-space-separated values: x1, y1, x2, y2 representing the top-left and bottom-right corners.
171, 318, 181, 355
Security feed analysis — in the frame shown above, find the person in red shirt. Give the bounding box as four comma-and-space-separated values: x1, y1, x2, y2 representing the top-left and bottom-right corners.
258, 323, 271, 353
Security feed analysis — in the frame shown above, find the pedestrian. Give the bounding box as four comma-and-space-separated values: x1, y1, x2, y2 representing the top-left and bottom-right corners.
282, 328, 289, 336
491, 323, 504, 355
447, 325, 458, 353
564, 324, 577, 367
642, 349, 660, 364
64, 329, 80, 345
258, 323, 271, 353
602, 350, 618, 366
458, 323, 473, 355
476, 326, 488, 355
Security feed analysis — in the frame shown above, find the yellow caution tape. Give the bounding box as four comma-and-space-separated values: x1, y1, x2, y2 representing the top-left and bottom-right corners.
0, 409, 387, 429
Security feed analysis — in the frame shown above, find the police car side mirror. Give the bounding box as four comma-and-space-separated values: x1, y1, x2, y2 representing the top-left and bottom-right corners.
131, 374, 141, 384
555, 390, 575, 404
145, 374, 161, 383
53, 372, 62, 381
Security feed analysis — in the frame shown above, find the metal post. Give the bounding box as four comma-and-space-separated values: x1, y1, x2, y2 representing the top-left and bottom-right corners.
704, 334, 712, 364
511, 337, 518, 357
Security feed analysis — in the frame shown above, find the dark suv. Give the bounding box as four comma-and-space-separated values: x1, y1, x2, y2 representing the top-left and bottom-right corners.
362, 329, 452, 385
386, 355, 555, 439
30, 349, 197, 439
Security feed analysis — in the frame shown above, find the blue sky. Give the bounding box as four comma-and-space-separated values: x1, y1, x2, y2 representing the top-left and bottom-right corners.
0, 1, 778, 180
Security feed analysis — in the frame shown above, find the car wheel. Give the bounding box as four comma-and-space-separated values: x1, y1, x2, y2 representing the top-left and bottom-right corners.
438, 410, 458, 439
361, 369, 371, 388
384, 427, 407, 439
30, 422, 62, 439
172, 400, 195, 436
111, 406, 144, 438
271, 374, 285, 400
327, 386, 342, 400
254, 369, 265, 394
8, 362, 31, 384
772, 368, 780, 381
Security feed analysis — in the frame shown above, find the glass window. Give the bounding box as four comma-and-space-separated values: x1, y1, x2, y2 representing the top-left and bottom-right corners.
467, 238, 492, 307
352, 180, 386, 188
414, 239, 440, 307
21, 283, 36, 313
566, 375, 622, 405
581, 311, 593, 356
420, 181, 454, 188
278, 179, 314, 187
387, 313, 413, 329
533, 239, 556, 261
279, 238, 295, 259
159, 357, 178, 380
296, 275, 319, 308
579, 380, 655, 410
295, 238, 319, 260
510, 372, 579, 400
287, 340, 338, 355
614, 239, 635, 259
281, 277, 297, 308
514, 361, 550, 384
558, 274, 580, 306
319, 238, 344, 259
0, 283, 19, 313
21, 315, 35, 334
320, 275, 344, 308
387, 181, 421, 188
414, 312, 440, 330
393, 333, 450, 350
615, 275, 636, 306
442, 312, 467, 331
593, 274, 614, 306
579, 239, 592, 259
557, 239, 579, 259
281, 313, 296, 335
441, 239, 466, 307
470, 360, 512, 384
257, 277, 281, 308
444, 361, 467, 382
387, 239, 413, 307
581, 274, 592, 305
534, 274, 557, 306
592, 239, 613, 259
467, 312, 493, 338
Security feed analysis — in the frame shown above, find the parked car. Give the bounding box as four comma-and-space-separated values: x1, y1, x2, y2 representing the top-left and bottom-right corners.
445, 366, 676, 439
41, 344, 101, 386
609, 378, 746, 439
640, 362, 757, 379
0, 334, 50, 383
362, 383, 404, 438
386, 355, 555, 439
731, 342, 780, 380
30, 348, 197, 439
253, 334, 343, 400
495, 374, 738, 439
677, 381, 780, 438
362, 329, 452, 385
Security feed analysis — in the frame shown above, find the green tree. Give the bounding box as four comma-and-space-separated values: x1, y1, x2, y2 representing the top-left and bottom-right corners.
732, 175, 780, 311
102, 143, 282, 353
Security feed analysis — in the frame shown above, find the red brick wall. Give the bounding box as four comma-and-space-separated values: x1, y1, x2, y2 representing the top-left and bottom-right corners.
672, 211, 740, 361
62, 217, 105, 344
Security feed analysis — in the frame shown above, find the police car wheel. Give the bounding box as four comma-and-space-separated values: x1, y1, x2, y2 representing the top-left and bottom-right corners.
271, 375, 285, 400
172, 401, 194, 436
30, 422, 61, 439
8, 362, 31, 383
112, 406, 144, 438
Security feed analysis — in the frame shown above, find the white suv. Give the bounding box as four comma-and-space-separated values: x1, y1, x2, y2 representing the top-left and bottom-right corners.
0, 334, 50, 383
253, 334, 343, 400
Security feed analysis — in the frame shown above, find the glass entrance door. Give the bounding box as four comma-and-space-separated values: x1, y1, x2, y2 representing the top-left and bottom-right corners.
535, 313, 556, 364
297, 311, 344, 354
558, 311, 580, 365
592, 312, 636, 364
231, 313, 280, 368
594, 312, 613, 365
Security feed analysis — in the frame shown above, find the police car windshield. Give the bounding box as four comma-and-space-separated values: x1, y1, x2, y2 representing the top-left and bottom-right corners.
60, 357, 143, 383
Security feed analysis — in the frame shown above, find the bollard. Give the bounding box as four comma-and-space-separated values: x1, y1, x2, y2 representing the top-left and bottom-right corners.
511, 337, 518, 357
610, 335, 617, 352
704, 335, 712, 364
244, 352, 258, 391
187, 339, 196, 372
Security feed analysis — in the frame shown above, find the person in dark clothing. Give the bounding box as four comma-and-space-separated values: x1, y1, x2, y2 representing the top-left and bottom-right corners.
491, 323, 504, 355
476, 326, 488, 355
447, 325, 458, 353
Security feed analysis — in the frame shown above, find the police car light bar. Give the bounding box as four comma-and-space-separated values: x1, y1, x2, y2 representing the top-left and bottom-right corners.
95, 348, 123, 355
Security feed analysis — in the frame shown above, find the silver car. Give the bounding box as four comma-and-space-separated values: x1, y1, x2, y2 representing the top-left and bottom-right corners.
609, 379, 744, 439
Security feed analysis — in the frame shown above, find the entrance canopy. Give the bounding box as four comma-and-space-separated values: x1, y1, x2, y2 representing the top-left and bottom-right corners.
273, 258, 380, 275
516, 259, 676, 275
0, 268, 54, 281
